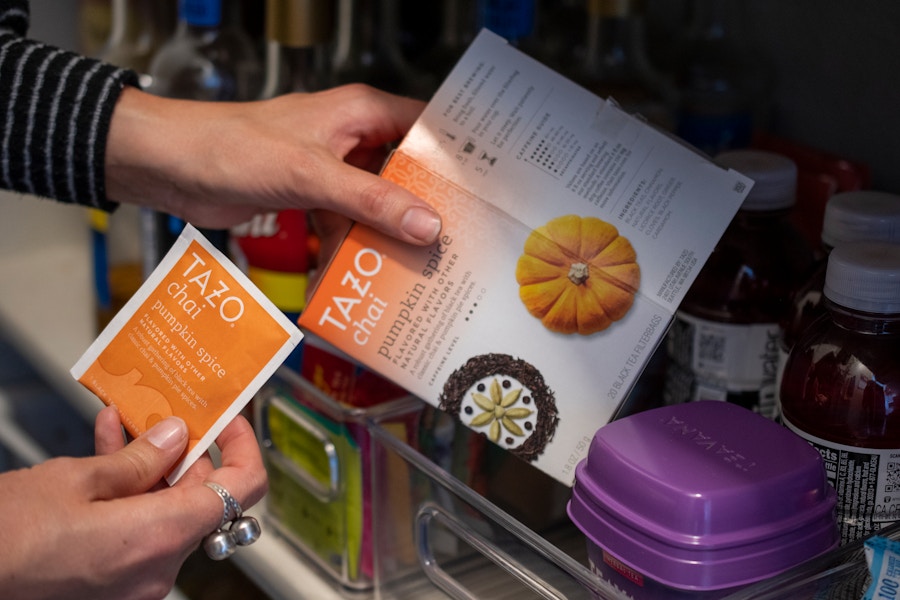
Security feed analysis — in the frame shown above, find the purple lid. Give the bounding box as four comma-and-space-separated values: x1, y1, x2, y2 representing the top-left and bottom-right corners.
568, 401, 838, 590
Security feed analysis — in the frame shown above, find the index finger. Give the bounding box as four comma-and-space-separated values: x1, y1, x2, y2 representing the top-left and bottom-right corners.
204, 415, 268, 509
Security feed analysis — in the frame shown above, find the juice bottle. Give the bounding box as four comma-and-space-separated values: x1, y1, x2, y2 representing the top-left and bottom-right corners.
780, 241, 900, 544
664, 149, 814, 418
776, 191, 900, 415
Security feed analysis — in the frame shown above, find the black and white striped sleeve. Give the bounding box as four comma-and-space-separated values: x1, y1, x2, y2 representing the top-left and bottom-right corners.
0, 0, 139, 210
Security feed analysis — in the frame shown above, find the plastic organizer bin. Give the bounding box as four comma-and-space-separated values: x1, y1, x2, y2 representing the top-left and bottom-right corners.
367, 400, 898, 600
368, 402, 627, 600
722, 520, 900, 600
253, 366, 422, 591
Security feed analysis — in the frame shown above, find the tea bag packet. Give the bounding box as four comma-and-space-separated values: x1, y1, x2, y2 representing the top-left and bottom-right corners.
72, 224, 303, 483
864, 536, 900, 600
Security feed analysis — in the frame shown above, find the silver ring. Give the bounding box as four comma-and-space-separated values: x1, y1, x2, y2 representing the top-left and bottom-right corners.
202, 482, 261, 560
205, 481, 242, 529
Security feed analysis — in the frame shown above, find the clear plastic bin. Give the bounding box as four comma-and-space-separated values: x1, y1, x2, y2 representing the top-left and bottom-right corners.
254, 366, 422, 592
722, 520, 900, 600
368, 403, 628, 599
368, 400, 900, 600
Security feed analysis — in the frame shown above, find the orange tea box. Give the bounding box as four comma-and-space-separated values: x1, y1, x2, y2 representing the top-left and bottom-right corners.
72, 224, 303, 483
299, 31, 753, 485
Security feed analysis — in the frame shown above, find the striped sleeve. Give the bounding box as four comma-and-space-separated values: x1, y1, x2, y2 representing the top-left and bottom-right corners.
0, 0, 139, 210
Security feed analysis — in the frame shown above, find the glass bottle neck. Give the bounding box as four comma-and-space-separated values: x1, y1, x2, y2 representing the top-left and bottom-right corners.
100, 0, 166, 79
332, 0, 432, 98
438, 0, 470, 49
106, 0, 149, 47
260, 0, 334, 97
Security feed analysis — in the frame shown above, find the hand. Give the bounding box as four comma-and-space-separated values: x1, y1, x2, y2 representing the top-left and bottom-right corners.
0, 407, 266, 600
105, 84, 442, 247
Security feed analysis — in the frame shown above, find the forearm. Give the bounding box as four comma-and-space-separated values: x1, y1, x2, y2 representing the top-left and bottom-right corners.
103, 84, 441, 246
104, 86, 265, 226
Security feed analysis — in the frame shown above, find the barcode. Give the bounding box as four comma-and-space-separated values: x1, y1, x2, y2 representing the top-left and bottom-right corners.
698, 333, 726, 365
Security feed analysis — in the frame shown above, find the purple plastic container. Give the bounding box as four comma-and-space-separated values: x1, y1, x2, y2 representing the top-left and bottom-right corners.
568, 401, 838, 598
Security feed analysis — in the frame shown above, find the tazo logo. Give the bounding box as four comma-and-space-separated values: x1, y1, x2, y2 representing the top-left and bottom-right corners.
315, 248, 387, 346
661, 415, 757, 472
167, 252, 246, 323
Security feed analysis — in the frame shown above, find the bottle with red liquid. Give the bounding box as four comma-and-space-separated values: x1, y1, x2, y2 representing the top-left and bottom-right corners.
780, 241, 900, 545
776, 191, 900, 415
663, 149, 815, 418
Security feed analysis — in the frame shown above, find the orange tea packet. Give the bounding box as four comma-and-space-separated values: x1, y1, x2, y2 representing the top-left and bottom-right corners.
71, 224, 303, 483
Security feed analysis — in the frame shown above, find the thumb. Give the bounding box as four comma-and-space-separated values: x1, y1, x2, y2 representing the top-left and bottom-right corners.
91, 417, 189, 499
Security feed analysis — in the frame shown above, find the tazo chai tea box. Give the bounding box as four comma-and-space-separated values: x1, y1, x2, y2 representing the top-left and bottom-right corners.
299, 30, 752, 485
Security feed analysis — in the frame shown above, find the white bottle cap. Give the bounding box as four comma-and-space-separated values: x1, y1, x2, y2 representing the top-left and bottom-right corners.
714, 150, 798, 211
824, 241, 900, 314
821, 190, 900, 248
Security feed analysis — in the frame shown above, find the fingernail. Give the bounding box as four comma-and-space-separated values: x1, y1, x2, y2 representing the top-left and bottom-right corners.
401, 206, 441, 243
145, 417, 188, 451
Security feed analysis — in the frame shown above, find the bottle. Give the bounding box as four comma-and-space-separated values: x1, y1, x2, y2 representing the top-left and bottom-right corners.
89, 206, 145, 332
144, 0, 263, 264
531, 0, 584, 73
331, 0, 434, 99
89, 1, 174, 332
571, 0, 673, 130
97, 0, 171, 86
780, 241, 900, 545
671, 0, 769, 155
259, 0, 335, 98
664, 150, 815, 418
230, 0, 334, 370
776, 191, 900, 410
476, 0, 542, 61
229, 211, 315, 320
78, 0, 112, 57
412, 0, 477, 85
147, 0, 263, 101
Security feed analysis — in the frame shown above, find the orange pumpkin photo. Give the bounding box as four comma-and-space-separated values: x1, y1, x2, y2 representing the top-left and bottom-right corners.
515, 215, 640, 335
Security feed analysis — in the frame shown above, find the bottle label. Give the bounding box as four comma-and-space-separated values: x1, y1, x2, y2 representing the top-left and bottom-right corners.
772, 343, 789, 421
665, 312, 779, 416
181, 0, 221, 28
783, 417, 900, 545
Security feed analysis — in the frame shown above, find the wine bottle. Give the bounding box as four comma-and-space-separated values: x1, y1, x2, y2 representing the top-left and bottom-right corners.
144, 0, 263, 264
413, 0, 476, 84
331, 0, 434, 98
97, 0, 171, 86
671, 0, 770, 155
572, 0, 673, 130
147, 0, 263, 101
229, 0, 335, 370
260, 0, 335, 98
